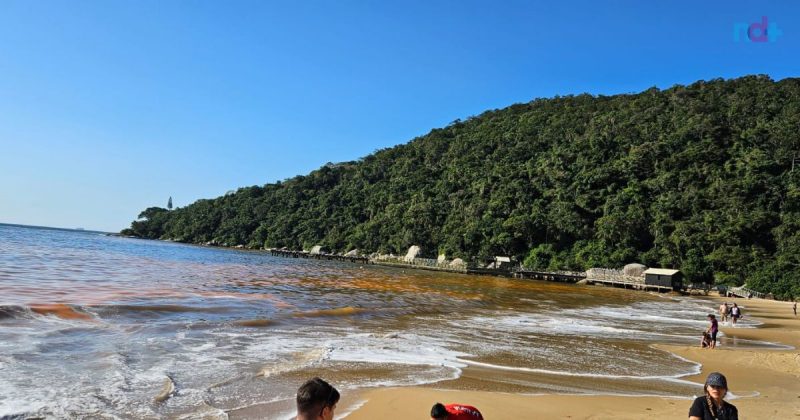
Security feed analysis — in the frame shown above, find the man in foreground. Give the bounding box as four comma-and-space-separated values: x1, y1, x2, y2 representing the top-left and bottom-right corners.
430, 402, 484, 419
296, 377, 340, 420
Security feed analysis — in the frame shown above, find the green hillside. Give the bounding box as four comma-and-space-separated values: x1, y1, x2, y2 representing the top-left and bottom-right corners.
123, 75, 800, 298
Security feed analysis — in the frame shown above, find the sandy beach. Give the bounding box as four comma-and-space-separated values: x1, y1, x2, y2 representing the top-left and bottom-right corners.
344, 296, 800, 419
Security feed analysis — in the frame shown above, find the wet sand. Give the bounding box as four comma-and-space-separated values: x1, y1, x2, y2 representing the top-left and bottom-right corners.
344, 296, 800, 419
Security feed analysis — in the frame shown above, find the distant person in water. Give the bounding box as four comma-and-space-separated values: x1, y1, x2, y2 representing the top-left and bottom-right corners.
296, 377, 340, 420
705, 314, 718, 349
431, 402, 484, 420
725, 303, 732, 324
730, 303, 741, 326
689, 372, 738, 420
719, 302, 728, 323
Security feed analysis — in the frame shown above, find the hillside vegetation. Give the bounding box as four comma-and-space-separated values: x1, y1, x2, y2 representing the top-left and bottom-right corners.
123, 76, 800, 298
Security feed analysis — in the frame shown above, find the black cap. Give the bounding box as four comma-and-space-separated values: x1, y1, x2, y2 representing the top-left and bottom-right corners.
705, 372, 727, 388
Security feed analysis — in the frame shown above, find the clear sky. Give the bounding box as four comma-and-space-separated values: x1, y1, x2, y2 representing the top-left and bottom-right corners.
0, 1, 797, 232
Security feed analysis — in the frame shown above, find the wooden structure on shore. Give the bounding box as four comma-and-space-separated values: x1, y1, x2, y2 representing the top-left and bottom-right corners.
728, 285, 767, 299
270, 248, 591, 283
643, 268, 683, 290
512, 268, 586, 283
585, 267, 676, 292
370, 255, 470, 274
269, 249, 681, 294
269, 249, 369, 264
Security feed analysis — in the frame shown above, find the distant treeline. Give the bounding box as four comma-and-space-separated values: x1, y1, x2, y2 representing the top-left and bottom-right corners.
123, 75, 800, 298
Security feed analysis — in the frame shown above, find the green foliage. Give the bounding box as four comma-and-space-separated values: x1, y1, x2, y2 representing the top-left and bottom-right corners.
124, 75, 800, 298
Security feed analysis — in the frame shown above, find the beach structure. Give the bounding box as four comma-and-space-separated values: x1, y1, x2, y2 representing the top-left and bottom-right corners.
269, 248, 369, 264
486, 256, 513, 270
512, 267, 586, 282
643, 268, 683, 291
585, 267, 678, 292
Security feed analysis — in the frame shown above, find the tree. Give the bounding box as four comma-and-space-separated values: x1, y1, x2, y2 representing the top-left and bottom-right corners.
167, 196, 173, 211
120, 76, 800, 297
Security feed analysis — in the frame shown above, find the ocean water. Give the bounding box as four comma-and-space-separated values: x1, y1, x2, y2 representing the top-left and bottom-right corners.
0, 224, 778, 418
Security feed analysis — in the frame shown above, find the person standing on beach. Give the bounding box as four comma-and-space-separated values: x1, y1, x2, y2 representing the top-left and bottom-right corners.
430, 402, 484, 420
793, 301, 797, 317
705, 314, 718, 349
730, 303, 741, 326
296, 377, 340, 420
688, 372, 738, 420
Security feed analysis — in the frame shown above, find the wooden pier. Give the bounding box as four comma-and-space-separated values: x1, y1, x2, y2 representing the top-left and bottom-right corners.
512, 269, 586, 283
268, 250, 674, 293
584, 277, 673, 292
269, 249, 370, 264
727, 285, 765, 299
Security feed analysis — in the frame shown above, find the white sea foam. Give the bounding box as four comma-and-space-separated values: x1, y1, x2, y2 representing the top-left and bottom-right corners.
326, 331, 470, 369
461, 358, 702, 383
338, 398, 368, 419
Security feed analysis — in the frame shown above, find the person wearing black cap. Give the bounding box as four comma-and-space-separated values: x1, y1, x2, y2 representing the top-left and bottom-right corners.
296, 377, 340, 420
689, 372, 738, 420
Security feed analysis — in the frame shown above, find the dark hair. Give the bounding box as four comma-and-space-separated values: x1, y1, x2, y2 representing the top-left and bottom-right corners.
296, 377, 340, 418
431, 402, 448, 419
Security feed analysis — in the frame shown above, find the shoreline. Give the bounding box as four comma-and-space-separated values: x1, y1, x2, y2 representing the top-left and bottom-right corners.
341, 295, 800, 419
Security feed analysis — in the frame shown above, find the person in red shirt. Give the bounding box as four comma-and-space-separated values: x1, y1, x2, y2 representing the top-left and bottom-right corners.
430, 402, 483, 420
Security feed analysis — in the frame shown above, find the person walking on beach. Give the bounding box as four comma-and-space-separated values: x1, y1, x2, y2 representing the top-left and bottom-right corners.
730, 303, 741, 326
793, 301, 797, 317
296, 377, 340, 420
430, 402, 484, 420
688, 372, 738, 420
705, 314, 718, 349
718, 302, 728, 323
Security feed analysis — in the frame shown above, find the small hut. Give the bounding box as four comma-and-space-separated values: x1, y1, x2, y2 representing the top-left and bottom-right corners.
486, 256, 513, 270
643, 268, 683, 291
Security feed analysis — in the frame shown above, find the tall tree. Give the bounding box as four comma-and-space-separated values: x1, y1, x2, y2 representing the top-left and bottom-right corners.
122, 76, 800, 298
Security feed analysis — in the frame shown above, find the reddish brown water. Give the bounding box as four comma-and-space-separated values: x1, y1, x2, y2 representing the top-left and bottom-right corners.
0, 224, 778, 418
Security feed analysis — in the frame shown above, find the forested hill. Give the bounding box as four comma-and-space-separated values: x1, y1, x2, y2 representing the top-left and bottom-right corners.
124, 75, 800, 298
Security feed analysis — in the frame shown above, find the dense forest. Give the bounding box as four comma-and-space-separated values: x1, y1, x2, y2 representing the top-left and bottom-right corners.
123, 76, 800, 298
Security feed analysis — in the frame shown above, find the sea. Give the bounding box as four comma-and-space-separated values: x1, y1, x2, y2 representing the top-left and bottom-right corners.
0, 223, 782, 419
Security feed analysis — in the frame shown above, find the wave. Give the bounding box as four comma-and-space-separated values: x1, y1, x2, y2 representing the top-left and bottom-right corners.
257, 347, 331, 378
291, 306, 371, 318
234, 319, 274, 328
0, 303, 238, 321
460, 357, 702, 381
0, 305, 27, 320
28, 304, 94, 320
101, 304, 235, 314
154, 375, 177, 403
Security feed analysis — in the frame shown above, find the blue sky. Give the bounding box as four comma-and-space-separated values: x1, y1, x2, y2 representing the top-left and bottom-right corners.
0, 1, 797, 232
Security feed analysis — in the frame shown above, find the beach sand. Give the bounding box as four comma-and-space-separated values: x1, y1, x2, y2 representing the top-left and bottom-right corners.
343, 296, 800, 419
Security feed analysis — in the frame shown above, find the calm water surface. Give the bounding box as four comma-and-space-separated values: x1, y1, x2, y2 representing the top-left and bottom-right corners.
0, 224, 776, 418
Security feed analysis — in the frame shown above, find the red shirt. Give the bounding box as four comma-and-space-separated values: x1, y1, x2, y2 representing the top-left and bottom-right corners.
445, 404, 483, 420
